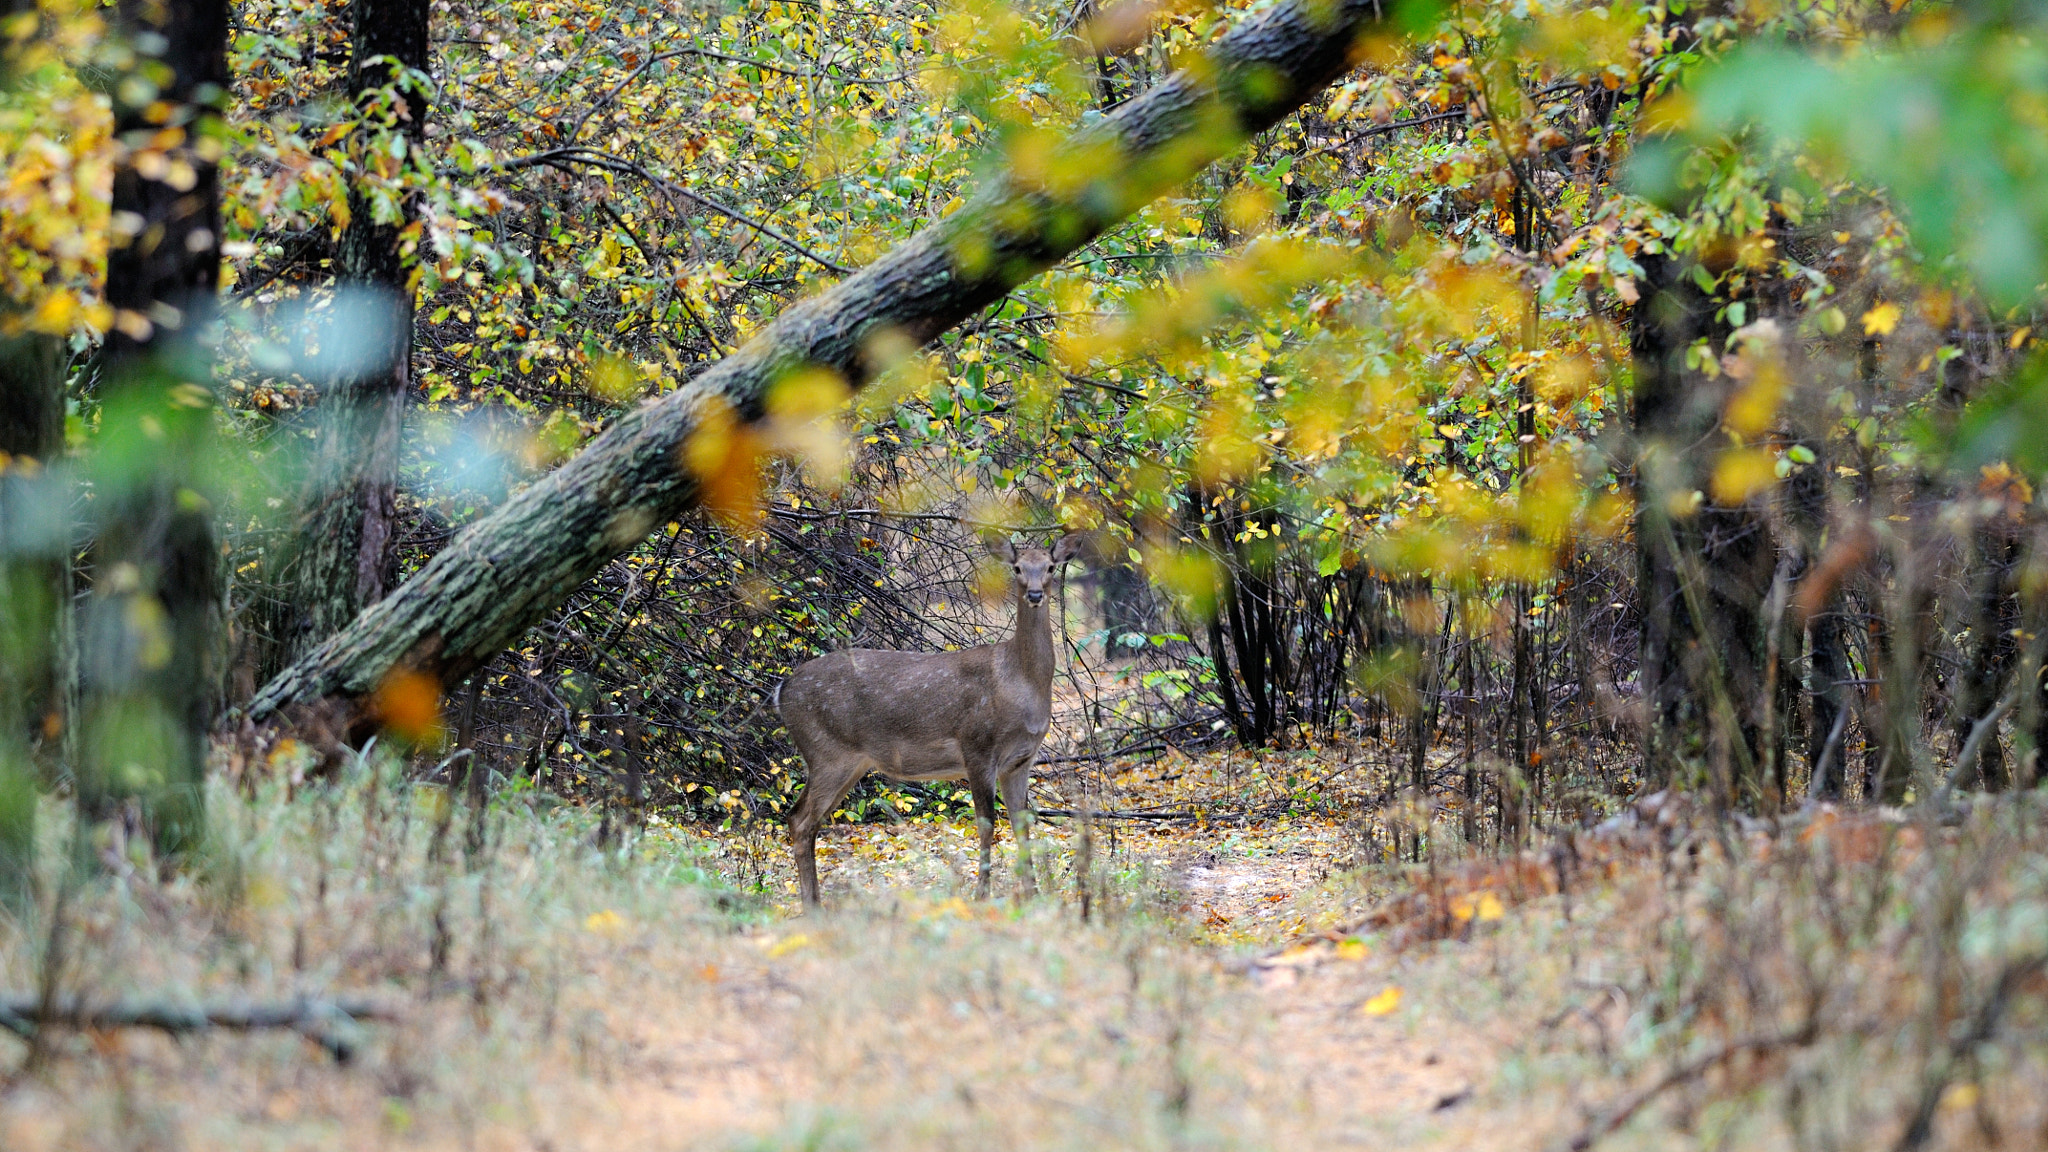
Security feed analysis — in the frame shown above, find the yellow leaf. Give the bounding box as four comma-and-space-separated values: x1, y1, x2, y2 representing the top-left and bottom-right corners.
681, 397, 764, 529
1861, 302, 1901, 336
1437, 423, 1463, 440
29, 289, 78, 333
765, 366, 852, 489
1360, 986, 1402, 1016
766, 932, 812, 958
584, 909, 626, 935
588, 353, 639, 403
1451, 890, 1504, 922
1335, 938, 1369, 961
1711, 448, 1777, 504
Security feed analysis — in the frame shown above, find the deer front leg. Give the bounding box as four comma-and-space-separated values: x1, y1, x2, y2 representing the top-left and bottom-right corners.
999, 764, 1038, 898
970, 775, 998, 900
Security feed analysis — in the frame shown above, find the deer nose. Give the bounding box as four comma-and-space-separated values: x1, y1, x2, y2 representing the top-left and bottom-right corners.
1026, 589, 1045, 605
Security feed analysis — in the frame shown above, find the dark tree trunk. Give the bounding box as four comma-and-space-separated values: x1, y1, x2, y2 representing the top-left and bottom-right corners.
80, 0, 229, 856
1510, 583, 1531, 838
1629, 253, 1780, 805
280, 0, 431, 666
0, 333, 69, 906
1782, 430, 1850, 799
249, 0, 1418, 735
1, 333, 72, 756
1211, 502, 1289, 747
1954, 524, 2020, 790
1098, 560, 1151, 654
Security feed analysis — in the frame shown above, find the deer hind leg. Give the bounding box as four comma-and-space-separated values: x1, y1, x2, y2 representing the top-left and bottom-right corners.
969, 773, 998, 900
999, 762, 1039, 898
789, 748, 868, 908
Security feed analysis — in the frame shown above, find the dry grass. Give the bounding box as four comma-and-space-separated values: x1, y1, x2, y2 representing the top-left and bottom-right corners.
3, 747, 2046, 1151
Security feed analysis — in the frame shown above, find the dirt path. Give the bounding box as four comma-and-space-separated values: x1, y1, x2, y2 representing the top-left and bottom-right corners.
1177, 849, 1513, 1145
545, 820, 1525, 1152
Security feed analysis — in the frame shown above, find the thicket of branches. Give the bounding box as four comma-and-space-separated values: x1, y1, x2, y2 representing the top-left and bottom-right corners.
5, 0, 2048, 883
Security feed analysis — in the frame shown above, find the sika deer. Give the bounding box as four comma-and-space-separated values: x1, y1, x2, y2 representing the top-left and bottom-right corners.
779, 535, 1080, 906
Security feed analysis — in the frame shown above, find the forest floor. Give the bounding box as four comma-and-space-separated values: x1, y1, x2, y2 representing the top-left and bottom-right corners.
2, 748, 2043, 1151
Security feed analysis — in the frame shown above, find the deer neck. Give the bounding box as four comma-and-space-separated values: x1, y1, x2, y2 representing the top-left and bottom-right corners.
1006, 592, 1055, 691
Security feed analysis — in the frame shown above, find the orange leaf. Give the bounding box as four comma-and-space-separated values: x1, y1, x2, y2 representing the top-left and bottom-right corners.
371, 668, 442, 743
681, 397, 764, 528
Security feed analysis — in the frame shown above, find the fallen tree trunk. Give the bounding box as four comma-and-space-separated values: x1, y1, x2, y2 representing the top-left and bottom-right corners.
249, 0, 1420, 734
0, 993, 402, 1062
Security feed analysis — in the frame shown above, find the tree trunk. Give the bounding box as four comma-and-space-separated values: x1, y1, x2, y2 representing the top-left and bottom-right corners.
279, 0, 431, 667
249, 0, 1416, 735
80, 0, 229, 857
1098, 560, 1150, 654
1629, 253, 1779, 806
0, 333, 68, 907
1953, 523, 2020, 790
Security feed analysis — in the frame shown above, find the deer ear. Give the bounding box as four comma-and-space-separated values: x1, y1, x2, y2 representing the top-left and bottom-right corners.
1051, 533, 1083, 563
986, 535, 1018, 563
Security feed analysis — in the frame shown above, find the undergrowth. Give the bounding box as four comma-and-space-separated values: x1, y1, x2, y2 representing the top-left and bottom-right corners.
1, 749, 2045, 1152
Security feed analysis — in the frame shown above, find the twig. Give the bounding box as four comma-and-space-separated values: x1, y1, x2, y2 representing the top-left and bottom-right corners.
0, 993, 403, 1063
1036, 807, 1201, 822
1936, 627, 2045, 806
1040, 741, 1168, 765
563, 46, 909, 147
1307, 80, 1587, 160
667, 185, 854, 275
662, 45, 914, 87
489, 147, 851, 274
1805, 699, 1851, 802
1937, 688, 2018, 807
1891, 953, 2048, 1152
1559, 1022, 1819, 1151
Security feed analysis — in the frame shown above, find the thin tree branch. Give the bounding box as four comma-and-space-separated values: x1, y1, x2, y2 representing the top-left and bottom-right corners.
493, 146, 852, 274
1561, 1022, 1821, 1151
0, 993, 403, 1063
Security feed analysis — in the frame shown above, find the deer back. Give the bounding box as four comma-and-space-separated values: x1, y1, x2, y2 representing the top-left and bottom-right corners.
779, 641, 1053, 781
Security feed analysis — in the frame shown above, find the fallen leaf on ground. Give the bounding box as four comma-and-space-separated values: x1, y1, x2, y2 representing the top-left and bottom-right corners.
1361, 986, 1403, 1016
766, 933, 813, 958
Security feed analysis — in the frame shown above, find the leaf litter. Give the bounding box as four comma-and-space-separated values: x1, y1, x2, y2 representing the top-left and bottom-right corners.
5, 756, 2045, 1151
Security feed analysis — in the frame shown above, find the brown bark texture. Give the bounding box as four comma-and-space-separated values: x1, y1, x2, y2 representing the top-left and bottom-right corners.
280, 0, 432, 665
249, 0, 1423, 733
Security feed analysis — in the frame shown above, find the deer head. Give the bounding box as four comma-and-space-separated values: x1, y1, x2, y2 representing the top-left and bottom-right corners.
989, 534, 1083, 609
